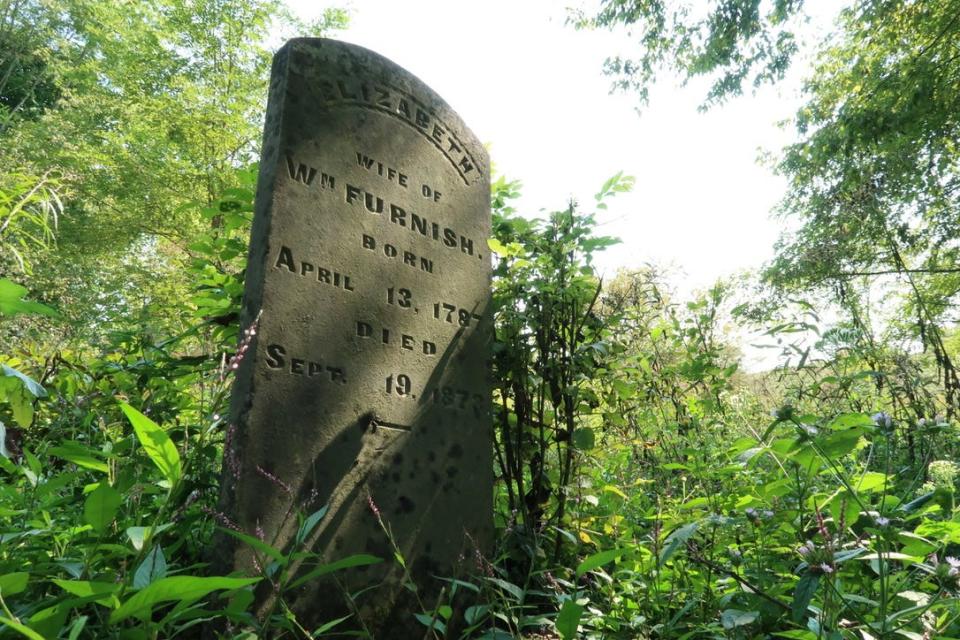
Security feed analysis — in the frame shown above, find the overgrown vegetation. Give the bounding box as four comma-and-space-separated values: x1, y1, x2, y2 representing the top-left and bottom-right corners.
2, 0, 960, 638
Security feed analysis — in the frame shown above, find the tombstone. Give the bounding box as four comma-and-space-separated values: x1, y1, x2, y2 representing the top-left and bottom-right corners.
213, 39, 493, 636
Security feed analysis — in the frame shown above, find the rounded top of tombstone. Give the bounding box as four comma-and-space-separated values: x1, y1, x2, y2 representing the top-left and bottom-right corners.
275, 38, 488, 182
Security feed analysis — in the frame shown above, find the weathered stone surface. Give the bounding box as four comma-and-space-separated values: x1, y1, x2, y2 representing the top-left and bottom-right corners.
214, 38, 492, 635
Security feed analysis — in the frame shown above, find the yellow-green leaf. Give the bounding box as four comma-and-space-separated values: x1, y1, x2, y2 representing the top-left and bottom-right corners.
119, 402, 181, 485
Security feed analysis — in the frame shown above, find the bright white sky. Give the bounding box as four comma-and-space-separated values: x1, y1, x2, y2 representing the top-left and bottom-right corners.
287, 0, 838, 367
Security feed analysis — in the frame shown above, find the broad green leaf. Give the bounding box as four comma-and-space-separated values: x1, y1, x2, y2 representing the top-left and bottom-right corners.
1, 366, 45, 398
83, 484, 122, 533
109, 576, 260, 623
827, 413, 873, 430
555, 599, 584, 639
611, 379, 633, 400
721, 609, 759, 630
792, 572, 820, 623
572, 427, 595, 450
134, 545, 167, 589
48, 442, 108, 473
576, 548, 629, 577
818, 427, 865, 458
0, 572, 29, 596
287, 554, 383, 590
659, 521, 699, 564
0, 279, 60, 318
414, 613, 446, 634
126, 523, 173, 551
855, 472, 889, 493
0, 616, 45, 640
52, 580, 120, 607
602, 484, 627, 499
119, 402, 181, 485
28, 602, 68, 639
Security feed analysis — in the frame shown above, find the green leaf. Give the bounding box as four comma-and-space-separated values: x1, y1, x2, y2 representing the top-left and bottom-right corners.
48, 442, 108, 473
28, 603, 68, 639
572, 427, 595, 450
220, 528, 287, 564
0, 279, 60, 318
286, 554, 382, 590
83, 484, 122, 533
1, 366, 45, 398
854, 471, 888, 493
52, 580, 120, 607
792, 572, 820, 623
721, 609, 759, 630
827, 413, 873, 430
0, 616, 45, 640
485, 577, 524, 602
295, 505, 328, 546
555, 599, 584, 640
659, 521, 699, 564
126, 523, 172, 551
134, 545, 167, 589
109, 576, 260, 623
818, 427, 865, 459
576, 548, 629, 577
414, 613, 446, 634
65, 615, 87, 640
0, 573, 29, 596
119, 402, 181, 485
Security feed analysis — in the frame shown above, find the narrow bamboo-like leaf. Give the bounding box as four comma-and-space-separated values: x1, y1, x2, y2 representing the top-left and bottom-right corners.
576, 548, 629, 577
220, 528, 287, 564
295, 505, 328, 545
48, 443, 108, 473
287, 554, 382, 590
0, 616, 45, 640
109, 576, 259, 623
119, 402, 181, 485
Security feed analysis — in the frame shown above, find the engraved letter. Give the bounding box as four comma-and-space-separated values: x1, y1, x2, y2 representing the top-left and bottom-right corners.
443, 228, 457, 248
390, 204, 406, 226
415, 108, 430, 128
265, 344, 286, 368
411, 213, 428, 236
275, 246, 296, 271
285, 155, 316, 185
365, 192, 384, 214
357, 153, 375, 170
345, 184, 362, 205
